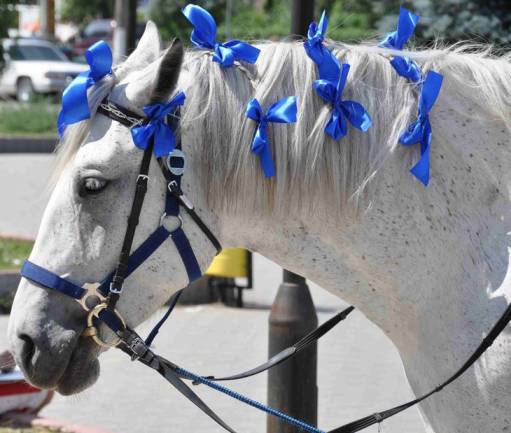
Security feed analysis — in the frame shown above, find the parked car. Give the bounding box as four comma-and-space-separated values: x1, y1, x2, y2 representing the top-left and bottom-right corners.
71, 19, 114, 59
0, 38, 88, 102
70, 19, 146, 60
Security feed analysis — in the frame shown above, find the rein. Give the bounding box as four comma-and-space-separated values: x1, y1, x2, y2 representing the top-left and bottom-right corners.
20, 99, 511, 433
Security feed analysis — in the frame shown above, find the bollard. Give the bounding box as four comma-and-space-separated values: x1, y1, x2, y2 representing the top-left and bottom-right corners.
267, 271, 318, 433
267, 2, 317, 432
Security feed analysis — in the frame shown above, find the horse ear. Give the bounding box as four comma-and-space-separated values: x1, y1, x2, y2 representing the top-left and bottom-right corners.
115, 21, 161, 81
149, 38, 184, 103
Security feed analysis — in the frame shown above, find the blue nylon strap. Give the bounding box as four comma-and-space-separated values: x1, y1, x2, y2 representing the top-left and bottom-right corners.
171, 227, 202, 282
165, 185, 179, 216
144, 289, 183, 347
21, 261, 86, 300
92, 308, 125, 333
98, 226, 172, 296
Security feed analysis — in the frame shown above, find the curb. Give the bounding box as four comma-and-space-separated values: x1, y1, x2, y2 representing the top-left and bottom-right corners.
5, 412, 113, 433
0, 136, 57, 153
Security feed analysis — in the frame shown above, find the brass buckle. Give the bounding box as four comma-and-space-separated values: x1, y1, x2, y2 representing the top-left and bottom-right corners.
84, 303, 126, 348
78, 282, 106, 312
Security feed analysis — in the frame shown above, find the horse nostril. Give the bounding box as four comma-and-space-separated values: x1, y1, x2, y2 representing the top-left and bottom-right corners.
18, 334, 35, 370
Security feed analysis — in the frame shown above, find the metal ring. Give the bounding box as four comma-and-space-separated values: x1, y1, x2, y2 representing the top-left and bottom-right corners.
160, 213, 183, 232
166, 148, 186, 176
85, 303, 126, 348
77, 283, 106, 312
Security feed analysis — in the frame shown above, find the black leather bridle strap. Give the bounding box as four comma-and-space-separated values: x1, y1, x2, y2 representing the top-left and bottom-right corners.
107, 142, 154, 311
328, 302, 511, 433
198, 306, 355, 383
96, 100, 144, 128
117, 328, 237, 433
167, 180, 222, 254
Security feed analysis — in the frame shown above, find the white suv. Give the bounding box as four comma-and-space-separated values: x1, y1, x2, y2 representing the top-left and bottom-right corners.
0, 38, 88, 102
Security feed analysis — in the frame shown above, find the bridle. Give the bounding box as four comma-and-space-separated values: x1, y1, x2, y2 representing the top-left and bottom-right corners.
18, 98, 511, 433
23, 96, 220, 347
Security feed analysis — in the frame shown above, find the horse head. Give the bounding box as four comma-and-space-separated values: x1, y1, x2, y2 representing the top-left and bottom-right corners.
8, 22, 218, 395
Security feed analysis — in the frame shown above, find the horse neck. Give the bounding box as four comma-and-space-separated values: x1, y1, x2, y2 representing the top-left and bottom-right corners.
179, 46, 511, 360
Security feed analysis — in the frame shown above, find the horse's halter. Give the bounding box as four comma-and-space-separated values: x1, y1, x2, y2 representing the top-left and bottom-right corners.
21, 97, 221, 348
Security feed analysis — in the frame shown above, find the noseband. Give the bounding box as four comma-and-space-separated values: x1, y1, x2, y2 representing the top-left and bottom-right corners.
18, 98, 511, 433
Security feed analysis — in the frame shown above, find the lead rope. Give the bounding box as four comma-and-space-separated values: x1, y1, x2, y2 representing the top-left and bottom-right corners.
123, 297, 511, 433
115, 325, 325, 433
176, 367, 325, 433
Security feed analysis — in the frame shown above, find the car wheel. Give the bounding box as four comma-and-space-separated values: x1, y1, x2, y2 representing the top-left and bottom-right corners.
16, 78, 34, 102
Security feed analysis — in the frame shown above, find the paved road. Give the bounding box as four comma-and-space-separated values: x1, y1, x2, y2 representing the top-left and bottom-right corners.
0, 154, 54, 238
0, 154, 427, 433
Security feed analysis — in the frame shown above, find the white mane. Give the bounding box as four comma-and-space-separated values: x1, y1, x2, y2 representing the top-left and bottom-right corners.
55, 40, 511, 220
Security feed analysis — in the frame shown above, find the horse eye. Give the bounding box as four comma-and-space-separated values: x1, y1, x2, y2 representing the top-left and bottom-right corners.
81, 177, 109, 195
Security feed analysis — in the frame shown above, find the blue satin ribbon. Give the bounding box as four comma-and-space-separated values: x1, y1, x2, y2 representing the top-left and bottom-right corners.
305, 11, 371, 140
399, 71, 443, 186
314, 64, 372, 140
131, 91, 186, 158
57, 40, 112, 137
246, 97, 297, 178
304, 10, 340, 82
379, 7, 421, 83
182, 4, 260, 68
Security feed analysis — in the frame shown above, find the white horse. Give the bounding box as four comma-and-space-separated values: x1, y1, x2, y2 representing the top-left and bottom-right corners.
8, 21, 511, 433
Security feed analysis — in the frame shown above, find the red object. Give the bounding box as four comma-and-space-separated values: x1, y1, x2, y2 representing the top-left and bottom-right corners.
0, 381, 41, 397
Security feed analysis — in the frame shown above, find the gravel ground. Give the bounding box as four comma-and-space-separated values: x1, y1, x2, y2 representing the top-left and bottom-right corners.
0, 153, 427, 433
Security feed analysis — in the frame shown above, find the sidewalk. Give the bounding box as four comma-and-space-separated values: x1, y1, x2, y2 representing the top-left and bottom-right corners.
0, 154, 54, 238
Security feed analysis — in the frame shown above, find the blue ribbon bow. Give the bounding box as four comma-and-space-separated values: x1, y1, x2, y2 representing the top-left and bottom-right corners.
379, 7, 422, 83
182, 4, 260, 68
57, 40, 112, 137
304, 10, 340, 82
399, 71, 443, 186
314, 63, 372, 140
246, 97, 297, 178
131, 91, 186, 158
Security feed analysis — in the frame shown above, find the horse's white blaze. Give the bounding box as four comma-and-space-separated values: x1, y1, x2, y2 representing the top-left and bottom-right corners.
8, 22, 511, 432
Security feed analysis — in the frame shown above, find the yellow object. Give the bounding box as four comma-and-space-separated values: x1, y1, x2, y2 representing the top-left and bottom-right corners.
206, 248, 249, 278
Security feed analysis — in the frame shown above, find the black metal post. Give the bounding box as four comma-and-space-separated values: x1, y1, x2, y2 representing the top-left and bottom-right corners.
290, 0, 314, 39
124, 0, 137, 55
114, 0, 137, 61
267, 4, 317, 432
267, 272, 318, 433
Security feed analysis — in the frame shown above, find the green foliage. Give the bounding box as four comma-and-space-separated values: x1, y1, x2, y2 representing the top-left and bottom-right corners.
377, 0, 511, 46
411, 0, 511, 46
0, 101, 58, 135
0, 238, 33, 270
149, 0, 229, 41
61, 0, 114, 24
218, 1, 290, 40
0, 0, 18, 38
149, 0, 375, 43
326, 1, 375, 42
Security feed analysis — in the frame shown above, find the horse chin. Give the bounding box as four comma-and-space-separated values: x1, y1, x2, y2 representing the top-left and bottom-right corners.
56, 338, 101, 395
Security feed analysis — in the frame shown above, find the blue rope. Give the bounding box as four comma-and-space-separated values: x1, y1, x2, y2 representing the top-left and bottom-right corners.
176, 367, 325, 433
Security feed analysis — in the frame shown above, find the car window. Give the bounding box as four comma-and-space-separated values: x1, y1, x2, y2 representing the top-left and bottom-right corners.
8, 45, 66, 61
83, 21, 112, 38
